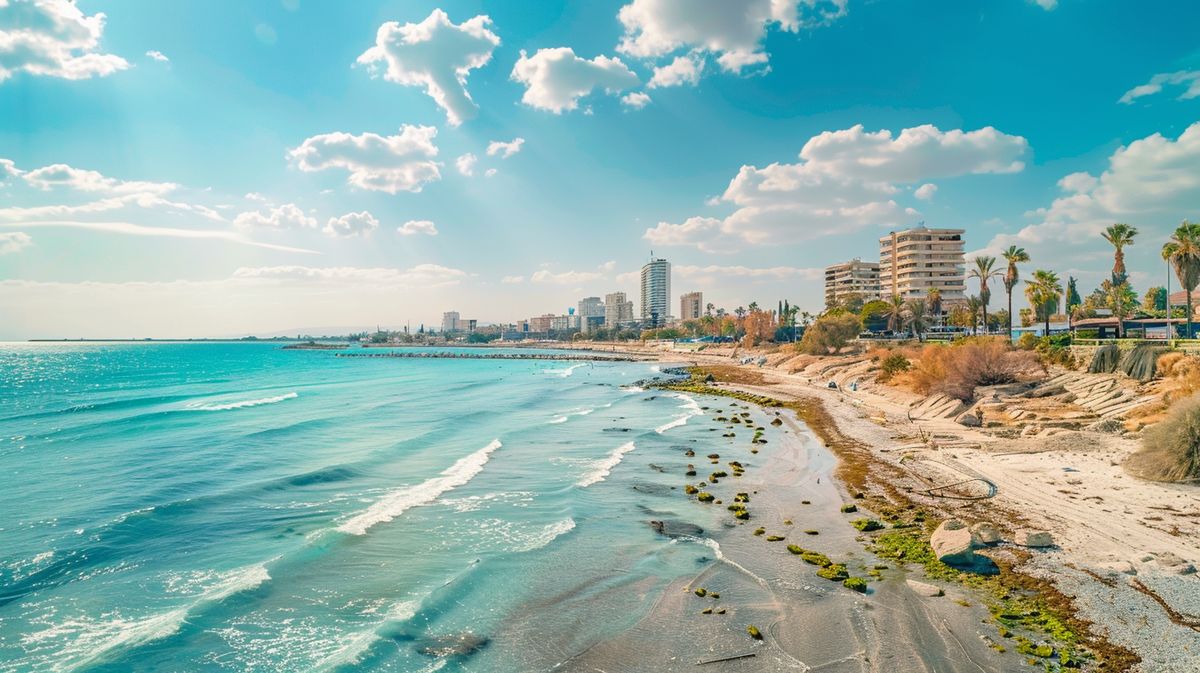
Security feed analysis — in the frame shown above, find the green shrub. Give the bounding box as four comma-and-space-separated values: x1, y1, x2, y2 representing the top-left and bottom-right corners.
878, 352, 911, 381
799, 313, 862, 355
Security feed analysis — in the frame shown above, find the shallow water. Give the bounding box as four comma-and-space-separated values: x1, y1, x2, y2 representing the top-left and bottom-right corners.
0, 343, 749, 672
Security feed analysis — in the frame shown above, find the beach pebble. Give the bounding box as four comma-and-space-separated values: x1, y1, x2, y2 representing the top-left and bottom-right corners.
906, 579, 944, 597
1013, 530, 1055, 548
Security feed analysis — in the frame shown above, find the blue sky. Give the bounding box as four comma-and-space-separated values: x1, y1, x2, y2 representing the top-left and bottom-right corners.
1, 0, 1199, 338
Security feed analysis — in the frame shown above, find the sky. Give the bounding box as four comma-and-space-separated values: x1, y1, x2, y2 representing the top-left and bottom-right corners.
1, 0, 1199, 339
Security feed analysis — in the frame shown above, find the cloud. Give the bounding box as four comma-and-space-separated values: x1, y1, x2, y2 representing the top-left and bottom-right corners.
486, 137, 524, 158
455, 152, 477, 176
398, 219, 438, 236
233, 203, 316, 230
648, 53, 702, 88
288, 125, 441, 193
527, 260, 615, 285
145, 50, 168, 62
616, 0, 847, 74
233, 264, 468, 287
510, 47, 639, 113
0, 220, 317, 253
324, 211, 379, 237
980, 121, 1200, 260
647, 123, 1028, 251
501, 274, 525, 284
1119, 70, 1200, 104
484, 168, 497, 177
621, 91, 651, 108
21, 163, 177, 195
0, 231, 31, 254
0, 193, 224, 222
914, 183, 937, 201
0, 0, 130, 82
675, 264, 822, 281
356, 9, 500, 126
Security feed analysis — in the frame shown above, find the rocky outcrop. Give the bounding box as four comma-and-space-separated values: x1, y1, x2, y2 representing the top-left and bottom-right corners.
970, 522, 1002, 545
931, 520, 985, 568
1013, 530, 1054, 547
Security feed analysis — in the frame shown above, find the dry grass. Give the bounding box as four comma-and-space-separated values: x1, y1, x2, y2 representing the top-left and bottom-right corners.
694, 364, 770, 387
1129, 392, 1200, 482
895, 340, 1043, 401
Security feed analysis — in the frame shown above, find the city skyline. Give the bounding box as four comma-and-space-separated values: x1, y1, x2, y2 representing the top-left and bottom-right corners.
3, 1, 1200, 338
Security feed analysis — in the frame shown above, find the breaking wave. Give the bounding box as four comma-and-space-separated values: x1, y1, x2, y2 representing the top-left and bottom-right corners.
185, 392, 298, 411
576, 442, 635, 487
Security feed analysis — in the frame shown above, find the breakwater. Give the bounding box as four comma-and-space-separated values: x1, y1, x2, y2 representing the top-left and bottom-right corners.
333, 351, 641, 362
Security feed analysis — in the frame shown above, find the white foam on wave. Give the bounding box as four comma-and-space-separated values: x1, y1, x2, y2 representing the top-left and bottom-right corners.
186, 392, 298, 411
543, 363, 587, 378
512, 518, 576, 552
576, 441, 635, 487
337, 439, 501, 535
655, 393, 703, 434
693, 537, 769, 588
547, 406, 595, 425
310, 600, 420, 672
30, 563, 270, 673
548, 415, 568, 424
621, 385, 645, 394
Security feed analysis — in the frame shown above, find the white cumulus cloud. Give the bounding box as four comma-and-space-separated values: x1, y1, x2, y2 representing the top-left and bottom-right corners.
0, 0, 130, 82
648, 53, 702, 88
233, 203, 317, 230
511, 47, 639, 113
486, 137, 524, 158
356, 9, 500, 126
914, 183, 937, 201
0, 230, 32, 254
288, 125, 441, 194
145, 50, 168, 62
21, 163, 177, 195
455, 152, 477, 176
621, 91, 651, 109
324, 211, 379, 237
398, 219, 438, 236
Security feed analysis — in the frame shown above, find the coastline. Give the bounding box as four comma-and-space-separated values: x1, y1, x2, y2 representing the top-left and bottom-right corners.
569, 341, 1200, 673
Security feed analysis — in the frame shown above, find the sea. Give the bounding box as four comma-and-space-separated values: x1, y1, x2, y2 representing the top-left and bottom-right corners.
0, 342, 750, 672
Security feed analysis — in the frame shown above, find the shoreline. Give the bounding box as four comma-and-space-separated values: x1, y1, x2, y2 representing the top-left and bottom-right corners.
583, 341, 1200, 672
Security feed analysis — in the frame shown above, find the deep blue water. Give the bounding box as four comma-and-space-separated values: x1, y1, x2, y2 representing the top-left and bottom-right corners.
0, 343, 732, 672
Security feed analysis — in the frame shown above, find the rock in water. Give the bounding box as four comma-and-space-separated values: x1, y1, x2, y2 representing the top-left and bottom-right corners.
970, 522, 1002, 545
1013, 530, 1054, 547
649, 519, 704, 538
416, 633, 490, 658
906, 579, 944, 597
930, 520, 983, 567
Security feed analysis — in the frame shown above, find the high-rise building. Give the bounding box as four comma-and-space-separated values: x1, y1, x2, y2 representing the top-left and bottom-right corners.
824, 259, 881, 308
604, 292, 634, 328
640, 257, 671, 326
441, 311, 460, 333
577, 296, 605, 333
878, 224, 966, 308
680, 291, 703, 321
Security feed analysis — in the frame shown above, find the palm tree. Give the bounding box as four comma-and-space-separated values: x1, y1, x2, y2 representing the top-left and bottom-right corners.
705, 302, 714, 317
968, 256, 1002, 334
1001, 245, 1029, 338
1102, 223, 1138, 284
1025, 270, 1063, 337
882, 295, 906, 333
905, 299, 928, 341
926, 288, 943, 326
1162, 221, 1200, 339
964, 295, 983, 335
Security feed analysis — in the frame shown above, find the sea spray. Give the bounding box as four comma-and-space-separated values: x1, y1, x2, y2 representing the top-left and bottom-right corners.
576, 442, 636, 487
186, 392, 298, 411
337, 439, 502, 535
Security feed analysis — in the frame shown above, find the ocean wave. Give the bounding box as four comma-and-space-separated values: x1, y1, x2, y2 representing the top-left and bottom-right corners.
542, 363, 587, 378
310, 600, 420, 672
185, 391, 298, 411
692, 537, 769, 588
576, 442, 635, 487
654, 393, 703, 434
547, 415, 568, 424
547, 406, 595, 425
28, 563, 270, 673
512, 518, 576, 552
337, 439, 501, 535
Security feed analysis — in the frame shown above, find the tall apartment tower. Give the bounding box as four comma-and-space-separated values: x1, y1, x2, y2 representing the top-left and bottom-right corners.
640, 257, 671, 326
604, 292, 634, 328
823, 259, 880, 308
577, 296, 605, 333
878, 224, 966, 307
680, 291, 703, 320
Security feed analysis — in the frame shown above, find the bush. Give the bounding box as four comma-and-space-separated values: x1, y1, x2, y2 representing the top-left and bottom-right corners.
1129, 392, 1200, 482
906, 340, 1042, 402
1016, 333, 1039, 350
799, 313, 862, 355
877, 352, 911, 382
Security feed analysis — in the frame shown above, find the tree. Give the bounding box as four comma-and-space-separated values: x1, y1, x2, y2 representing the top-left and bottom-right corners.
882, 295, 906, 333
926, 288, 943, 326
798, 314, 861, 354
1001, 245, 1030, 338
1103, 279, 1138, 338
860, 299, 892, 333
1163, 221, 1200, 339
1025, 270, 1063, 336
964, 295, 983, 335
1066, 277, 1082, 314
1102, 223, 1138, 285
1143, 286, 1168, 311
904, 299, 928, 340
968, 255, 1002, 334
735, 306, 746, 321
990, 309, 1010, 333
705, 302, 714, 317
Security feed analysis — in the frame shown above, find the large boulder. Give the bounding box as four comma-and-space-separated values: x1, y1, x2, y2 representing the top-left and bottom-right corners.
970, 522, 1002, 545
931, 520, 983, 567
955, 412, 981, 427
1013, 530, 1054, 548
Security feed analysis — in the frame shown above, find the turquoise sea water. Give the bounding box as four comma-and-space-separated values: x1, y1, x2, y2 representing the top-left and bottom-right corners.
0, 343, 739, 672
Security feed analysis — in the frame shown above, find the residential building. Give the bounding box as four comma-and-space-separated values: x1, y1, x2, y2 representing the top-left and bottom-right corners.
577, 296, 605, 333
680, 291, 703, 321
640, 257, 671, 326
879, 224, 966, 308
528, 314, 556, 332
604, 292, 634, 328
441, 311, 460, 333
824, 259, 880, 308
